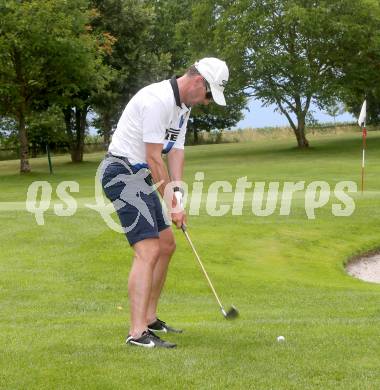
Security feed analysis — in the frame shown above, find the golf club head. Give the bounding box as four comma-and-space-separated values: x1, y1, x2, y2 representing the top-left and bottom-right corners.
222, 305, 239, 320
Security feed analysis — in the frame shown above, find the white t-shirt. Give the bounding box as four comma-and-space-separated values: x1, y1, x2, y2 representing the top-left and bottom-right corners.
108, 77, 190, 165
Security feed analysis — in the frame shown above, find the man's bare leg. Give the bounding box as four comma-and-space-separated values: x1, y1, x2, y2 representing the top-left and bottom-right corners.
146, 227, 176, 324
128, 238, 160, 338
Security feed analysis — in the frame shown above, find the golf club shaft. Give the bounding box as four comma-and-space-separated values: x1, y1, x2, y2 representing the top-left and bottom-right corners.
181, 225, 225, 311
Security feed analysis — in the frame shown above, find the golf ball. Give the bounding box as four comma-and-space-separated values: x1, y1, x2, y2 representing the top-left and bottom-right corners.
277, 336, 285, 342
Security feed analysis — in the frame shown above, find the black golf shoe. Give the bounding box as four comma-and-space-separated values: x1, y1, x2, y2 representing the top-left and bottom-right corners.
126, 330, 176, 349
148, 318, 183, 334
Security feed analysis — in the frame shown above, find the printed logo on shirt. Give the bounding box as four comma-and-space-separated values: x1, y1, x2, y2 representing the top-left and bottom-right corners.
165, 127, 180, 142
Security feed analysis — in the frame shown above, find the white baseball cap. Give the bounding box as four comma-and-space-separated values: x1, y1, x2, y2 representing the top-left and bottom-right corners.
194, 57, 229, 106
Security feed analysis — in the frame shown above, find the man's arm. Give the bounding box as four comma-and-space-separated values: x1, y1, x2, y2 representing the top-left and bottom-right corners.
167, 148, 184, 182
145, 143, 185, 227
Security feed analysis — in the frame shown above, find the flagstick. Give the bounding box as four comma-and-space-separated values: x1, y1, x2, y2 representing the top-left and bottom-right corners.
361, 125, 367, 194
358, 99, 367, 195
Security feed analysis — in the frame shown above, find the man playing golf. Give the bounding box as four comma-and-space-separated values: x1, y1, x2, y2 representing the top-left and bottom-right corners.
101, 57, 229, 348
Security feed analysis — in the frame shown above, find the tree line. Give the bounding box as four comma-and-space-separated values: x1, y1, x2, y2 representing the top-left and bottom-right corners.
1, 0, 379, 172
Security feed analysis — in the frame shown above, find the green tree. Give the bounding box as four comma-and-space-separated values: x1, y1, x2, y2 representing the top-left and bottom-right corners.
325, 102, 345, 124
337, 0, 380, 124
216, 0, 374, 148
0, 117, 17, 149
90, 0, 171, 147
0, 0, 108, 171
28, 107, 67, 158
53, 6, 112, 163
147, 0, 193, 74
172, 0, 246, 142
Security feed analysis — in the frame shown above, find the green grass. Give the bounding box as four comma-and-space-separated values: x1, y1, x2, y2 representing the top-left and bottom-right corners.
1, 133, 380, 389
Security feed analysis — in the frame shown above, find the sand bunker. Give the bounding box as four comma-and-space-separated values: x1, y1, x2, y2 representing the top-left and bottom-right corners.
346, 253, 380, 284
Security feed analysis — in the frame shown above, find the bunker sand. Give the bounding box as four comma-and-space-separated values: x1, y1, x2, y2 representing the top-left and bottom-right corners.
347, 253, 380, 284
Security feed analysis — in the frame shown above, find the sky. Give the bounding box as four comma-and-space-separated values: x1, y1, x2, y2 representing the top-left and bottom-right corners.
236, 99, 356, 129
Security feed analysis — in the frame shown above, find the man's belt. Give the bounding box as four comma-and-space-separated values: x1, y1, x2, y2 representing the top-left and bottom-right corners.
105, 153, 149, 171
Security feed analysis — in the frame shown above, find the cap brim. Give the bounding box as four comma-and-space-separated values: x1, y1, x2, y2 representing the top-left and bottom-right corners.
210, 84, 226, 106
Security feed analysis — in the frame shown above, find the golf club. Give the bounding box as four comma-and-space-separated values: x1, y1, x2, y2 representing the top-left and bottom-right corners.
181, 224, 239, 320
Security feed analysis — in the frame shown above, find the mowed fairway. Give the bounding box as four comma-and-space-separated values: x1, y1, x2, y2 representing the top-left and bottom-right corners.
1, 133, 380, 389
